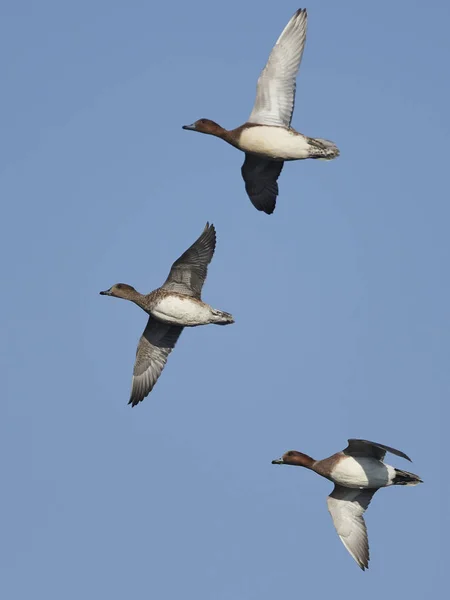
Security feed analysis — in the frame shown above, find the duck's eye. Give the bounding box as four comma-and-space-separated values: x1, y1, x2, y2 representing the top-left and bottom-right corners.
116, 284, 123, 289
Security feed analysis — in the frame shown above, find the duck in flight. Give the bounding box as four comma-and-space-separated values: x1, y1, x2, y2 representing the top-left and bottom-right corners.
100, 223, 234, 406
183, 9, 339, 215
272, 439, 422, 569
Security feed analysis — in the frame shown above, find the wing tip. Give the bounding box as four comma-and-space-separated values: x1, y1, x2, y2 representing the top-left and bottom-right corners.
294, 8, 307, 18
128, 392, 145, 407
248, 195, 276, 215
263, 204, 276, 215
205, 221, 216, 235
273, 7, 308, 48
203, 222, 217, 250
128, 380, 150, 407
348, 543, 370, 571
339, 534, 370, 572
291, 8, 308, 28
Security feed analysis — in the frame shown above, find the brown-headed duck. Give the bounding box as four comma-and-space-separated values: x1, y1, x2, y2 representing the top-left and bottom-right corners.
100, 223, 234, 406
272, 439, 422, 570
183, 9, 339, 215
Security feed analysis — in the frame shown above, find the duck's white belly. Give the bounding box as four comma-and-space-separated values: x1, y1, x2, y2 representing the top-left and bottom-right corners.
238, 126, 310, 160
151, 295, 212, 326
331, 457, 395, 489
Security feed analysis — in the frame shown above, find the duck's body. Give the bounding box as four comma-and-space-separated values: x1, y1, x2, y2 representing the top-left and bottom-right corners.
229, 125, 331, 161
183, 9, 339, 214
272, 439, 422, 570
324, 455, 397, 489
144, 289, 233, 327
100, 223, 233, 406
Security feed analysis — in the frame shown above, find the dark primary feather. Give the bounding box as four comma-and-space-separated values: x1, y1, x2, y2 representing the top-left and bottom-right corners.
162, 223, 216, 298
344, 439, 412, 463
129, 319, 183, 406
241, 154, 284, 214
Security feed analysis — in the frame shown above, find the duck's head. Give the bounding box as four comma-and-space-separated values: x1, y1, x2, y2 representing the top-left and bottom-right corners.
99, 283, 137, 300
182, 118, 226, 137
272, 450, 314, 468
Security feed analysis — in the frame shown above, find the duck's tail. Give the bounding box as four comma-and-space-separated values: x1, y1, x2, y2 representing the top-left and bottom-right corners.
211, 308, 234, 325
308, 137, 340, 160
393, 468, 423, 486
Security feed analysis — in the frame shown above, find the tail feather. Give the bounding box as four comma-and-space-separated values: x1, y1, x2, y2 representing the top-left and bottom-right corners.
393, 468, 423, 486
308, 137, 340, 160
212, 309, 234, 325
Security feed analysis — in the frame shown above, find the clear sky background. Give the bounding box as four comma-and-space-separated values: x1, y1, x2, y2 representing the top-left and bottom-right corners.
1, 0, 449, 597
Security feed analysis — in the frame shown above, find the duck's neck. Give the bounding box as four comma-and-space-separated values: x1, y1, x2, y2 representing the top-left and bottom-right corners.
212, 125, 229, 141
126, 289, 149, 312
288, 452, 315, 470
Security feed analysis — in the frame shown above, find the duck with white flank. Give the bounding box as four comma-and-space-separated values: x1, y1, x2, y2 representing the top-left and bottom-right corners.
272, 439, 422, 570
183, 9, 339, 215
100, 223, 234, 406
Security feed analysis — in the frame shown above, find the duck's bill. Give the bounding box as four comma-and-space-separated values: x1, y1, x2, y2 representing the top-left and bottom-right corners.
99, 290, 111, 296
182, 123, 196, 131
271, 458, 284, 465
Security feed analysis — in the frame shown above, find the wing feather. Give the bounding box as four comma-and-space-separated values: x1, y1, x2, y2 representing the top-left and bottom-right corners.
327, 485, 376, 570
248, 9, 307, 128
162, 223, 216, 298
129, 318, 183, 406
241, 154, 284, 214
344, 439, 412, 462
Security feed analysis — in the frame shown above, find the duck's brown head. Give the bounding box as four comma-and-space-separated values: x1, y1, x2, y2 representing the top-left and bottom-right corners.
99, 283, 137, 300
182, 118, 226, 137
271, 450, 315, 469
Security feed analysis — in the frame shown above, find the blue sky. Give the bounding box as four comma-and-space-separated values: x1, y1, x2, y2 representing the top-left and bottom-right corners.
1, 0, 448, 597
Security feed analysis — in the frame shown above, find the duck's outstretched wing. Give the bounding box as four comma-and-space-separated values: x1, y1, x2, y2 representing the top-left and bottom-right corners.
162, 223, 216, 298
344, 439, 412, 463
241, 154, 284, 214
327, 485, 376, 571
248, 9, 307, 128
129, 318, 183, 406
